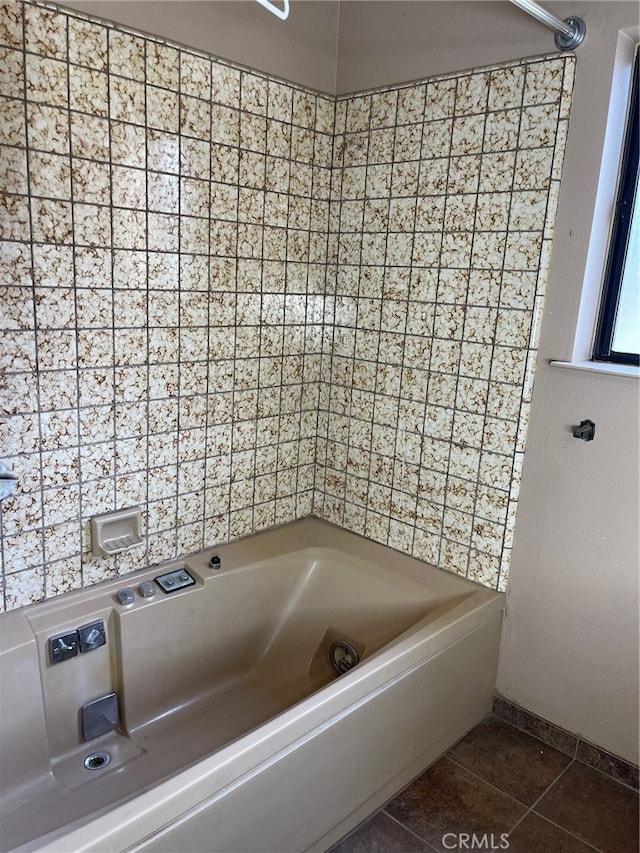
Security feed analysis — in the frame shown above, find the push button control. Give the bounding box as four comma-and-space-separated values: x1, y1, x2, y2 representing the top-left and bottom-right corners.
154, 568, 195, 594
116, 588, 135, 606
138, 581, 156, 599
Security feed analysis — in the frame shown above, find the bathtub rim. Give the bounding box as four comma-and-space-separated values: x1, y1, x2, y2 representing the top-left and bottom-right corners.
8, 600, 504, 853
7, 517, 504, 627
1, 517, 505, 852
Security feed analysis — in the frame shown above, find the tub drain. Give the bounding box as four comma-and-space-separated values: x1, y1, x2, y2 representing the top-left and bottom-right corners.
84, 751, 111, 771
330, 640, 359, 674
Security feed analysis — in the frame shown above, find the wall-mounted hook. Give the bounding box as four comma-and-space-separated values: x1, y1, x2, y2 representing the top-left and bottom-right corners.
256, 0, 289, 21
573, 419, 596, 442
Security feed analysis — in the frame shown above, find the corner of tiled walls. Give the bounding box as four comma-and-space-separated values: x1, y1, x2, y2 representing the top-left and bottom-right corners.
314, 54, 575, 592
0, 0, 575, 612
0, 0, 335, 609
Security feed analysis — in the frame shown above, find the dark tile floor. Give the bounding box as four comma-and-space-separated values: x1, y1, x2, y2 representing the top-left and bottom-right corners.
330, 716, 639, 853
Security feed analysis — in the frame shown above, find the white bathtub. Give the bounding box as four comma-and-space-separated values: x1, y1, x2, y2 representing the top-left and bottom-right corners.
0, 518, 504, 852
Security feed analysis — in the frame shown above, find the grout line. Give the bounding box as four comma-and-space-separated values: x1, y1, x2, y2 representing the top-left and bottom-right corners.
501, 756, 612, 852
62, 9, 86, 591
200, 51, 214, 549
443, 754, 533, 810
503, 756, 574, 834
508, 804, 605, 852
381, 810, 442, 851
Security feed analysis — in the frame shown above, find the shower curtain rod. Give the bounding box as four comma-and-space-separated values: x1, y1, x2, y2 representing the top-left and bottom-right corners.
510, 0, 586, 50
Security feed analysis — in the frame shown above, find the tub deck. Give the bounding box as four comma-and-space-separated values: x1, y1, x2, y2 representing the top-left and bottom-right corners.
0, 519, 504, 852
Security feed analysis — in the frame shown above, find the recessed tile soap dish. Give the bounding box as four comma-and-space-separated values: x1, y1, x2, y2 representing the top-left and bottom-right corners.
91, 507, 143, 557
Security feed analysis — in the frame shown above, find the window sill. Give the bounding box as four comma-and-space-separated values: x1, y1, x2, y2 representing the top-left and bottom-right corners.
550, 359, 640, 378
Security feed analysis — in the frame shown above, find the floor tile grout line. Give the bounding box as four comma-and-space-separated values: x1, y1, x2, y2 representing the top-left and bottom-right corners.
330, 714, 638, 852
502, 757, 578, 837
493, 709, 639, 793
379, 809, 441, 851
510, 807, 605, 852
384, 753, 606, 853
443, 753, 541, 810
441, 752, 602, 844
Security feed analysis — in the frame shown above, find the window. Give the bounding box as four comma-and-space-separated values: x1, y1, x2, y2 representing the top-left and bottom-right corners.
593, 49, 640, 366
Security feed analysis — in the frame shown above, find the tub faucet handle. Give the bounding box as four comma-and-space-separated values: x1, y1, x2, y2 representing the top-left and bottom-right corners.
49, 631, 79, 664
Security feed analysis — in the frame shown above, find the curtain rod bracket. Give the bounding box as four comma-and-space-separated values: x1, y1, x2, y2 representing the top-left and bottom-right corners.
554, 15, 586, 51
510, 0, 586, 51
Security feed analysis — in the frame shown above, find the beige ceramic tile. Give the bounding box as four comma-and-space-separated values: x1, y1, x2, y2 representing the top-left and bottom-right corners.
109, 29, 145, 80
72, 159, 110, 205
488, 64, 525, 111
25, 54, 68, 107
30, 197, 72, 243
68, 17, 107, 71
0, 0, 23, 48
110, 76, 146, 125
519, 103, 560, 149
70, 111, 108, 160
456, 72, 489, 116
31, 244, 71, 288
73, 202, 111, 248
26, 150, 70, 200
426, 77, 456, 119
523, 58, 564, 107
1, 145, 28, 194
146, 84, 179, 133
146, 41, 180, 90
4, 567, 45, 608
24, 4, 67, 60
180, 51, 211, 100
211, 62, 240, 107
0, 46, 23, 100
0, 96, 26, 146
147, 128, 179, 173
181, 94, 211, 140
111, 121, 146, 168
70, 67, 108, 115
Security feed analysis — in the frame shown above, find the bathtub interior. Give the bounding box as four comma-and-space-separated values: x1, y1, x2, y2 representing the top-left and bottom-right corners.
0, 519, 493, 851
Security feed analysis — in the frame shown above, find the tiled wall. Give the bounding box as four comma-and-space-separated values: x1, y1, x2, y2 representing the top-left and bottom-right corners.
0, 0, 574, 611
0, 0, 333, 609
315, 56, 574, 591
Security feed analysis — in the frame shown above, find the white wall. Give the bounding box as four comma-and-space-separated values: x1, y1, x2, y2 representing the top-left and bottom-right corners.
63, 0, 340, 92
336, 0, 554, 93
495, 2, 639, 765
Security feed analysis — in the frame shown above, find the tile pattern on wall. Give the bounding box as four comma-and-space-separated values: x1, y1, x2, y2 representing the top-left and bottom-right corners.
314, 54, 574, 591
0, 0, 333, 609
0, 0, 574, 611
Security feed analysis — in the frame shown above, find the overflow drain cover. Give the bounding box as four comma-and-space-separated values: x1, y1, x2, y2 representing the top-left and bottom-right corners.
329, 640, 360, 674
